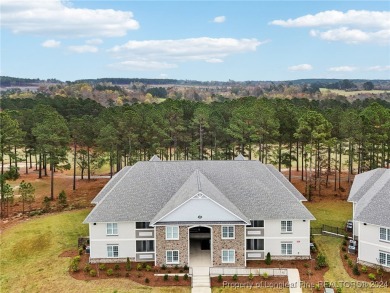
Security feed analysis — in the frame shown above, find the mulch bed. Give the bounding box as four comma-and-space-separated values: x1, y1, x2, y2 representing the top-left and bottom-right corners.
67, 251, 191, 287
211, 275, 289, 288
339, 243, 390, 284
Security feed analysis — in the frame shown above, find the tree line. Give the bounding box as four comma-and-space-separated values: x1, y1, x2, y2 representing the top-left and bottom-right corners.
1, 95, 390, 218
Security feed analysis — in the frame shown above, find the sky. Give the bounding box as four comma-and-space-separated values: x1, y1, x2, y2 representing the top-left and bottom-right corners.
1, 0, 389, 81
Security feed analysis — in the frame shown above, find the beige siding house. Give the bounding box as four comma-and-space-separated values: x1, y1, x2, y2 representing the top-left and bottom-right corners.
84, 156, 315, 267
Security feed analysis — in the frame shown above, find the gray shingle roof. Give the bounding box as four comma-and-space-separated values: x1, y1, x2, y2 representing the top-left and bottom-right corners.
84, 160, 315, 223
150, 170, 250, 225
348, 168, 390, 227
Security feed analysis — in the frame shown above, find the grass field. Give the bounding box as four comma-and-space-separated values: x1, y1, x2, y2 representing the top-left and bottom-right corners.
0, 210, 189, 293
320, 88, 388, 97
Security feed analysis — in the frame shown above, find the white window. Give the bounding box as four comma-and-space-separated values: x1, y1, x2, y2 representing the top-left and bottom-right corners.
281, 243, 293, 255
379, 252, 390, 267
222, 249, 235, 263
166, 226, 179, 240
106, 223, 118, 235
166, 250, 179, 264
281, 220, 292, 233
380, 227, 390, 242
107, 244, 119, 257
222, 226, 235, 239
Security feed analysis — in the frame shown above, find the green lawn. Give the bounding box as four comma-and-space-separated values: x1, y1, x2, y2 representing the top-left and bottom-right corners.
0, 210, 189, 293
304, 200, 352, 229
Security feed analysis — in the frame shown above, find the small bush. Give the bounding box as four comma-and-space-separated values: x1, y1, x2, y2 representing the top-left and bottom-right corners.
341, 247, 346, 252
163, 274, 168, 281
342, 240, 347, 246
344, 254, 349, 260
353, 263, 360, 276
316, 253, 328, 268
145, 265, 152, 272
183, 274, 188, 280
184, 264, 189, 271
368, 273, 376, 280
114, 264, 120, 271
314, 283, 320, 291
179, 269, 183, 273
161, 264, 167, 270
58, 190, 67, 209
248, 273, 254, 280
107, 268, 114, 276
83, 264, 92, 273
262, 272, 269, 279
42, 196, 51, 212
348, 259, 353, 268
89, 269, 97, 277
126, 257, 132, 271
344, 235, 349, 240
361, 265, 368, 273
314, 265, 321, 271
145, 278, 150, 284
307, 269, 313, 276
303, 263, 309, 268
99, 264, 106, 271
174, 264, 179, 270
336, 286, 342, 293
377, 267, 384, 278
69, 256, 81, 272
136, 263, 143, 271
232, 274, 238, 281
265, 252, 272, 265
218, 274, 223, 282
78, 247, 84, 256
174, 275, 179, 281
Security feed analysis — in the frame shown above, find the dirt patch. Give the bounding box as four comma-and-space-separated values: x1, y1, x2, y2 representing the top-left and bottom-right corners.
339, 243, 390, 285
68, 252, 190, 287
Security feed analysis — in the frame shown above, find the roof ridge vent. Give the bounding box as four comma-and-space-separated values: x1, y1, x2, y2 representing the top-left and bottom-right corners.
149, 155, 161, 161
196, 169, 202, 192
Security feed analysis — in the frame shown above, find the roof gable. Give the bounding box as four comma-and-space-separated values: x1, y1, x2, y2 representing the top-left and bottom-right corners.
150, 170, 249, 225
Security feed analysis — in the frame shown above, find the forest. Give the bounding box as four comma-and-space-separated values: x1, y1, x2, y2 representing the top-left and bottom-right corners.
1, 94, 390, 218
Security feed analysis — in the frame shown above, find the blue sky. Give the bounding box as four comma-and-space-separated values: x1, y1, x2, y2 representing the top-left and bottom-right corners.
1, 1, 389, 81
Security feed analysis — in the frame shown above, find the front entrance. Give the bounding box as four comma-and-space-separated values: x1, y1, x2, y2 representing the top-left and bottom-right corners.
189, 226, 212, 267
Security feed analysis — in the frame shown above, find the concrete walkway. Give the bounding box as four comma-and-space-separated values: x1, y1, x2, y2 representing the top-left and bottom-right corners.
287, 269, 302, 293
192, 267, 211, 293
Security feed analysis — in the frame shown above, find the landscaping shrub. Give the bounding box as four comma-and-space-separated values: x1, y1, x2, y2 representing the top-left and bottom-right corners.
368, 273, 376, 281
161, 264, 167, 270
184, 264, 189, 271
126, 257, 132, 271
316, 253, 328, 268
248, 273, 254, 280
336, 286, 342, 293
314, 265, 321, 271
262, 272, 269, 279
174, 275, 179, 281
78, 247, 84, 255
218, 275, 223, 282
69, 256, 81, 272
348, 259, 353, 268
304, 263, 309, 268
265, 252, 272, 265
142, 262, 147, 269
89, 269, 97, 277
341, 247, 346, 252
314, 283, 320, 291
136, 263, 143, 271
307, 269, 313, 276
114, 264, 120, 270
99, 264, 106, 271
163, 274, 168, 281
42, 196, 51, 212
145, 278, 150, 284
183, 274, 188, 280
179, 269, 183, 273
107, 268, 114, 276
343, 254, 348, 260
344, 235, 349, 240
342, 240, 347, 246
361, 265, 368, 273
377, 267, 384, 278
83, 264, 91, 273
232, 274, 238, 281
145, 265, 152, 272
353, 263, 360, 276
58, 190, 67, 209
174, 264, 179, 270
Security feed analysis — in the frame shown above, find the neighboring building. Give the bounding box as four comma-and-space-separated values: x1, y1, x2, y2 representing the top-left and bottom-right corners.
348, 168, 390, 271
84, 156, 315, 267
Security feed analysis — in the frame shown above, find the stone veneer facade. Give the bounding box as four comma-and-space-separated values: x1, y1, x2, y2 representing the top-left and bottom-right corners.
156, 226, 189, 267
212, 225, 245, 267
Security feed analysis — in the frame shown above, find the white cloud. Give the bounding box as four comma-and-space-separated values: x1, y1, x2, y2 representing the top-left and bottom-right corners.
109, 60, 177, 71
328, 66, 357, 72
288, 64, 313, 71
213, 16, 226, 23
271, 10, 390, 44
86, 38, 103, 45
368, 65, 390, 71
0, 0, 139, 38
41, 39, 61, 48
108, 37, 264, 71
270, 10, 390, 28
68, 45, 98, 53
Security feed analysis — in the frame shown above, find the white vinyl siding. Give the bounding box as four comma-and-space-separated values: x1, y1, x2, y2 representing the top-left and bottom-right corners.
379, 227, 390, 242
166, 250, 179, 264
107, 244, 119, 257
106, 223, 118, 235
281, 243, 292, 255
222, 249, 235, 263
222, 226, 235, 239
166, 226, 179, 240
281, 220, 292, 233
379, 252, 390, 267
